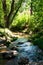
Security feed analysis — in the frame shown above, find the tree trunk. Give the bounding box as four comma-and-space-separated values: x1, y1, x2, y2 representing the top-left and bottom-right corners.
2, 0, 24, 28
30, 0, 32, 15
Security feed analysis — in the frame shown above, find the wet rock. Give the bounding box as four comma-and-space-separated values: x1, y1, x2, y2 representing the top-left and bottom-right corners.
38, 61, 43, 65
0, 45, 7, 52
5, 58, 18, 65
0, 39, 5, 44
2, 50, 18, 60
2, 52, 14, 59
29, 62, 38, 65
5, 60, 43, 65
29, 61, 43, 65
18, 57, 29, 65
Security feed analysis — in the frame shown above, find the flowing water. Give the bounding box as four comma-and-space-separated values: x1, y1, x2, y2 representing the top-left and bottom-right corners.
0, 38, 43, 65
17, 42, 43, 62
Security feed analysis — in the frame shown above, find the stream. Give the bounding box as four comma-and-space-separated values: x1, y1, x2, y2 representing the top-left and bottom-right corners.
3, 38, 43, 65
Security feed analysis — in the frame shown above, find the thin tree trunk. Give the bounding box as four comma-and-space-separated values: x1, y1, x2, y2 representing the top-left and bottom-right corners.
30, 0, 32, 15
9, 0, 24, 28
2, 0, 7, 28
5, 0, 15, 28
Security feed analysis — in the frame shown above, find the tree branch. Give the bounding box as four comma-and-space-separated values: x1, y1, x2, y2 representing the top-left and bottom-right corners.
9, 0, 24, 28
30, 0, 33, 15
2, 0, 24, 28
6, 0, 15, 28
8, 0, 15, 19
2, 0, 7, 27
2, 0, 7, 13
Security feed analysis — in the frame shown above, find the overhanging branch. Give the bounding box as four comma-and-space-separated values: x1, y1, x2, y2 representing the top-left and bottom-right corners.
2, 0, 7, 13
9, 0, 24, 27
7, 0, 15, 19
5, 0, 15, 28
2, 0, 7, 27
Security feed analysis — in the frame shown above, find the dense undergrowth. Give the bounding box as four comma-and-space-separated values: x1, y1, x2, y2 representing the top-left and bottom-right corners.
29, 32, 43, 49
10, 12, 29, 32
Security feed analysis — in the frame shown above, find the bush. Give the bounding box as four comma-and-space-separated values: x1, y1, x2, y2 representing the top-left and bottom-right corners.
30, 31, 43, 49
32, 38, 43, 50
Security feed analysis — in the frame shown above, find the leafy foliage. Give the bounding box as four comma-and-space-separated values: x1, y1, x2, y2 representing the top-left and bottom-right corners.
11, 12, 29, 31
29, 0, 43, 49
0, 0, 24, 28
0, 0, 4, 27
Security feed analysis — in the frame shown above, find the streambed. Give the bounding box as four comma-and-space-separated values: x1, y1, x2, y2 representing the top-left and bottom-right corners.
1, 38, 43, 65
